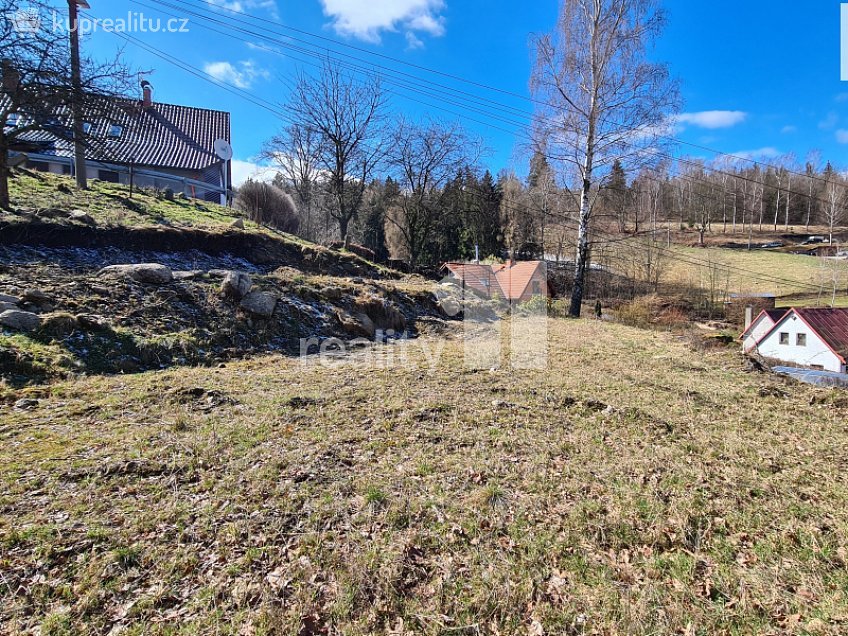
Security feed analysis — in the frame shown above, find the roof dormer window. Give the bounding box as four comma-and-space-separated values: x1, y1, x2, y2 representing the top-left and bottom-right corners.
107, 124, 123, 139
82, 122, 93, 134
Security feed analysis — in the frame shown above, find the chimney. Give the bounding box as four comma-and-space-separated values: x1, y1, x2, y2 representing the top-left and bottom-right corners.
140, 80, 153, 108
744, 306, 754, 330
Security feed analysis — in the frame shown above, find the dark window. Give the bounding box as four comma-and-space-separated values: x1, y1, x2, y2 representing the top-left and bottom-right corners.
797, 333, 807, 347
27, 160, 50, 172
779, 332, 790, 345
107, 124, 122, 138
98, 170, 120, 183
532, 280, 542, 295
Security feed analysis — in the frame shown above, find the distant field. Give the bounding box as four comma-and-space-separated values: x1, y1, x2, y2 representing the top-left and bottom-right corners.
662, 246, 839, 298
3, 320, 848, 634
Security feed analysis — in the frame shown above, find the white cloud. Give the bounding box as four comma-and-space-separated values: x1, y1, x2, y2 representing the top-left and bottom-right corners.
674, 110, 748, 129
232, 160, 276, 187
837, 129, 848, 144
206, 0, 278, 17
729, 147, 781, 161
319, 0, 446, 44
780, 125, 797, 134
203, 60, 269, 89
405, 31, 424, 50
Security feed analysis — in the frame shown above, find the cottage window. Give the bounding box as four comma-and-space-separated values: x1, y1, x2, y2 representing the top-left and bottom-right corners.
797, 333, 807, 347
779, 332, 789, 345
532, 280, 542, 295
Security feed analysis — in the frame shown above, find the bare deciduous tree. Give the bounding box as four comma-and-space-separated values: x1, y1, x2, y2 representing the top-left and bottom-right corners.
385, 117, 478, 266
280, 61, 386, 243
531, 0, 679, 316
264, 124, 324, 240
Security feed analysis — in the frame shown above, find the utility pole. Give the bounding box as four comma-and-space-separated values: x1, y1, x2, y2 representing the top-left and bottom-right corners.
68, 0, 90, 190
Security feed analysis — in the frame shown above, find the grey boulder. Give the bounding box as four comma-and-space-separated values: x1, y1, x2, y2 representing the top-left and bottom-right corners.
338, 311, 375, 339
221, 271, 253, 300
0, 309, 42, 332
100, 264, 173, 285
240, 291, 277, 318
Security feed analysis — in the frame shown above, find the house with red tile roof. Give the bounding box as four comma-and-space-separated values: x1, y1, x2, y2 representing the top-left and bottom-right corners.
5, 83, 231, 204
444, 261, 548, 302
747, 308, 848, 373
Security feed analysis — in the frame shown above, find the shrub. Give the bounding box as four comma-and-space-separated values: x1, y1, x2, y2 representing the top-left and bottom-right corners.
615, 296, 654, 328
235, 180, 300, 233
516, 294, 549, 315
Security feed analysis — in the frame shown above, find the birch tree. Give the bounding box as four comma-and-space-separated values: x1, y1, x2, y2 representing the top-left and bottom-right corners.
825, 176, 846, 246
531, 0, 679, 316
281, 61, 386, 243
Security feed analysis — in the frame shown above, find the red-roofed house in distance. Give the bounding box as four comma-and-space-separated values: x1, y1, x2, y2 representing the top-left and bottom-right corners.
747, 307, 848, 373
444, 261, 548, 302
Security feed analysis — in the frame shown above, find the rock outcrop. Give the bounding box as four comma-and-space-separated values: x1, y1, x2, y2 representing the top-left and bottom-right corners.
100, 264, 173, 285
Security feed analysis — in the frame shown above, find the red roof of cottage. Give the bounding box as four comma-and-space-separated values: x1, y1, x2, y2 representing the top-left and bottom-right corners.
793, 308, 848, 361
493, 261, 544, 300
444, 261, 546, 300
755, 307, 848, 362
444, 263, 501, 298
741, 308, 789, 338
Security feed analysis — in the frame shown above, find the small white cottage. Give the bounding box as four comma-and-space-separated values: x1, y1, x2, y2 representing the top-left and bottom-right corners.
741, 309, 787, 353
748, 308, 848, 373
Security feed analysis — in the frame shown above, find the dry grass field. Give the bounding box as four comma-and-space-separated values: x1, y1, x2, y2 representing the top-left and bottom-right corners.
663, 246, 838, 298
3, 319, 848, 635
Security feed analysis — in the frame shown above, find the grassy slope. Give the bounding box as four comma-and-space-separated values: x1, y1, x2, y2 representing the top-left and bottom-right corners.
664, 246, 834, 298
2, 319, 848, 635
7, 170, 244, 230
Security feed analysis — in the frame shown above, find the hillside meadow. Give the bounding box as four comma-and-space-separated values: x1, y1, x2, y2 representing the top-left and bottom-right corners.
2, 319, 848, 635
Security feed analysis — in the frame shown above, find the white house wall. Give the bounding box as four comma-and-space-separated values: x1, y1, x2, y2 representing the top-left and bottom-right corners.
742, 316, 775, 353
755, 313, 844, 372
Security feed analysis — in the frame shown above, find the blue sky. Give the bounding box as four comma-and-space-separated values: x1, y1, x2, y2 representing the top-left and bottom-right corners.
72, 0, 847, 184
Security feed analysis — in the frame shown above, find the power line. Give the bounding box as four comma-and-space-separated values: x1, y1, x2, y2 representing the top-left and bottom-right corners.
132, 0, 846, 213
145, 0, 841, 190
93, 16, 825, 294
